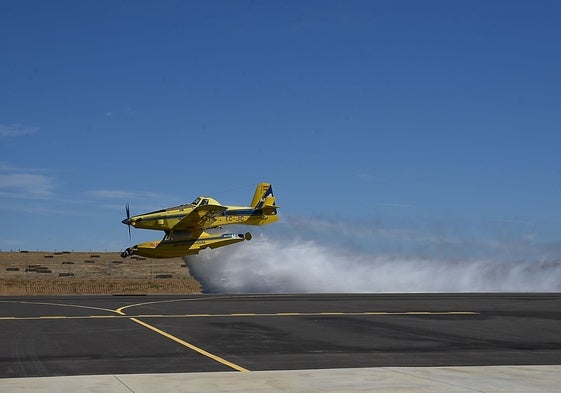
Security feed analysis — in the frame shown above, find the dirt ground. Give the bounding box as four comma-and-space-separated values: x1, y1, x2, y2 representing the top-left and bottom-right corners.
0, 251, 201, 295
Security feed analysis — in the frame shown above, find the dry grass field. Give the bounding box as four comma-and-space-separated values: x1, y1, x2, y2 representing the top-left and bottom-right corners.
0, 251, 201, 295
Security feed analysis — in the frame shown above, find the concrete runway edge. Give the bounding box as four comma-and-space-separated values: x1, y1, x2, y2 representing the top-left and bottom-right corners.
1, 365, 559, 393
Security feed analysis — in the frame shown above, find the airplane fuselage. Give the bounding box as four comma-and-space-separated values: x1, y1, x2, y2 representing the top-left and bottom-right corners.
123, 198, 278, 232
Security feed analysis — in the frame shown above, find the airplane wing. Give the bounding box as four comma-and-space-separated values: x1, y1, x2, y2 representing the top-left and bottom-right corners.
172, 204, 227, 230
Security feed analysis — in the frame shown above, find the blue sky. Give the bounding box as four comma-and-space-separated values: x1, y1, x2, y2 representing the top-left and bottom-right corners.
1, 1, 561, 259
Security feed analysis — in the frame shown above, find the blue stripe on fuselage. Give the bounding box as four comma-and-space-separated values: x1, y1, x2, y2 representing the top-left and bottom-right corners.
222, 209, 261, 217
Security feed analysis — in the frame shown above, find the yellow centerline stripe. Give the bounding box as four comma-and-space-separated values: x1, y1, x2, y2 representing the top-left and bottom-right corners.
0, 311, 479, 320
448, 311, 479, 315
364, 312, 389, 315
17, 300, 117, 314
128, 317, 249, 373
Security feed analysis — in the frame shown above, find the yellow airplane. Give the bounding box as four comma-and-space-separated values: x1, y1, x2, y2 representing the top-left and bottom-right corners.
120, 183, 278, 258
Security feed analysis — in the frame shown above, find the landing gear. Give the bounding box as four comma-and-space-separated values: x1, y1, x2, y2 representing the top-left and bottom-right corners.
120, 247, 135, 258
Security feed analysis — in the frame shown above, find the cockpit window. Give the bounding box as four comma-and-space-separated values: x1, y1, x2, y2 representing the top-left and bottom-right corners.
191, 197, 201, 206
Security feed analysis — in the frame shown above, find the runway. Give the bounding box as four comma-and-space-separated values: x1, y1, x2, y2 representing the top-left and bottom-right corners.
1, 293, 560, 379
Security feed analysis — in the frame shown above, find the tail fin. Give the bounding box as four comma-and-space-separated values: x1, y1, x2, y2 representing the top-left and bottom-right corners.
250, 183, 278, 213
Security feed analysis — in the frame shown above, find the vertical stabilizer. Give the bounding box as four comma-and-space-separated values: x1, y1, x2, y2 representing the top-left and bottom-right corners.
250, 183, 276, 209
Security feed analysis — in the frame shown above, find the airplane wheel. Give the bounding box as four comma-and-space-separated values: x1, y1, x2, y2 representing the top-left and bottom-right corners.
121, 248, 134, 258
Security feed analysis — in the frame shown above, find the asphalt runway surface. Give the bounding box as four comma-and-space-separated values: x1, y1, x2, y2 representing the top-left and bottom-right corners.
1, 293, 560, 378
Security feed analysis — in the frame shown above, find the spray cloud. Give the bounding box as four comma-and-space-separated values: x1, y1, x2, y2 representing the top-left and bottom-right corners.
184, 218, 561, 293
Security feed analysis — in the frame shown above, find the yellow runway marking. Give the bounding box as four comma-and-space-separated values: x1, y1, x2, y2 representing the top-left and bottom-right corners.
113, 296, 229, 315
0, 311, 479, 321
16, 300, 117, 314
128, 317, 249, 373
448, 311, 478, 315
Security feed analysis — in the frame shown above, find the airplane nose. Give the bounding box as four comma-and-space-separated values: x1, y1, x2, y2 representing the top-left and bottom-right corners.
122, 218, 132, 225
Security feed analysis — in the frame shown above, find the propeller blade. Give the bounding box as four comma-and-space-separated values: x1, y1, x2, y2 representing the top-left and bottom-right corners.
124, 204, 132, 241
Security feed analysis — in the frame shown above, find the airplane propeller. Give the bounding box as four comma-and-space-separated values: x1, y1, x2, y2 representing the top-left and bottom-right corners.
122, 204, 132, 241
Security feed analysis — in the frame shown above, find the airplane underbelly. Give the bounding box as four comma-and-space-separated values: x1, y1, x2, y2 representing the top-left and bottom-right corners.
132, 233, 248, 259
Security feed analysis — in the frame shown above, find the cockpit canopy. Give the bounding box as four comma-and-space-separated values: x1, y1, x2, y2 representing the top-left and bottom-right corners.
151, 197, 221, 214
190, 197, 220, 207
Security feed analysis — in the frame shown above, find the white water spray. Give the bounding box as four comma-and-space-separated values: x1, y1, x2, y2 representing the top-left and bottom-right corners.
184, 232, 561, 293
